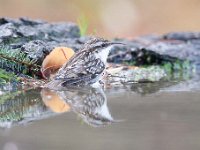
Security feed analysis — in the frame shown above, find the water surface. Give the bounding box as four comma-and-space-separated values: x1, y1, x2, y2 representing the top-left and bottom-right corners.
0, 83, 200, 150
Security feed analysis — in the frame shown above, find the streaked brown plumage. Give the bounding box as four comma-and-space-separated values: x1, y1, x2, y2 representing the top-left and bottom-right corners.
46, 38, 124, 88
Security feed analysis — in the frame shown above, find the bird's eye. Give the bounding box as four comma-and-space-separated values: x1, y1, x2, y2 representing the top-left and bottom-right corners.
101, 43, 106, 47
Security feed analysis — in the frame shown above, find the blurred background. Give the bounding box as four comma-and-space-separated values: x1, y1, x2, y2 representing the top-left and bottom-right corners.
1, 0, 200, 38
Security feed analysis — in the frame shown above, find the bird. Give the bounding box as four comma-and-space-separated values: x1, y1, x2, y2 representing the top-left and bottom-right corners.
57, 86, 115, 127
46, 37, 124, 88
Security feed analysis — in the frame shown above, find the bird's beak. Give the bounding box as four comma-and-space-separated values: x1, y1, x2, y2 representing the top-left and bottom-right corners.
108, 42, 126, 46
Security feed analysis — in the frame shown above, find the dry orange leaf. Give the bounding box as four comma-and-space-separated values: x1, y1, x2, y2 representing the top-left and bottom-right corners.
41, 89, 71, 113
41, 47, 75, 79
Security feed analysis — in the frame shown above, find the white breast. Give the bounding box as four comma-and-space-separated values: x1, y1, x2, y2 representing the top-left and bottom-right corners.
94, 46, 112, 64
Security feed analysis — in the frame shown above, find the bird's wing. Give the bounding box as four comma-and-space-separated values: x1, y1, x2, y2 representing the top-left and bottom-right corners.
54, 51, 105, 86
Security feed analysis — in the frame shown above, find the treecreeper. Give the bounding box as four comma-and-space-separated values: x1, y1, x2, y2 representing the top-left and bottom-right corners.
45, 38, 124, 88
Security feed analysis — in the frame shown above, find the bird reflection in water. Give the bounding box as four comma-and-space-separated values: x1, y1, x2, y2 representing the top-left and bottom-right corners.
41, 87, 115, 127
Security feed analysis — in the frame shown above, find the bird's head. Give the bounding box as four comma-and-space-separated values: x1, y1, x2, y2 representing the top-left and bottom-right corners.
83, 37, 125, 53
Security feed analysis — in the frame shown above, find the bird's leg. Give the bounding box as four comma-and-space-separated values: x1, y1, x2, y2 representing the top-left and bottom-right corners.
99, 71, 109, 89
99, 80, 105, 89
